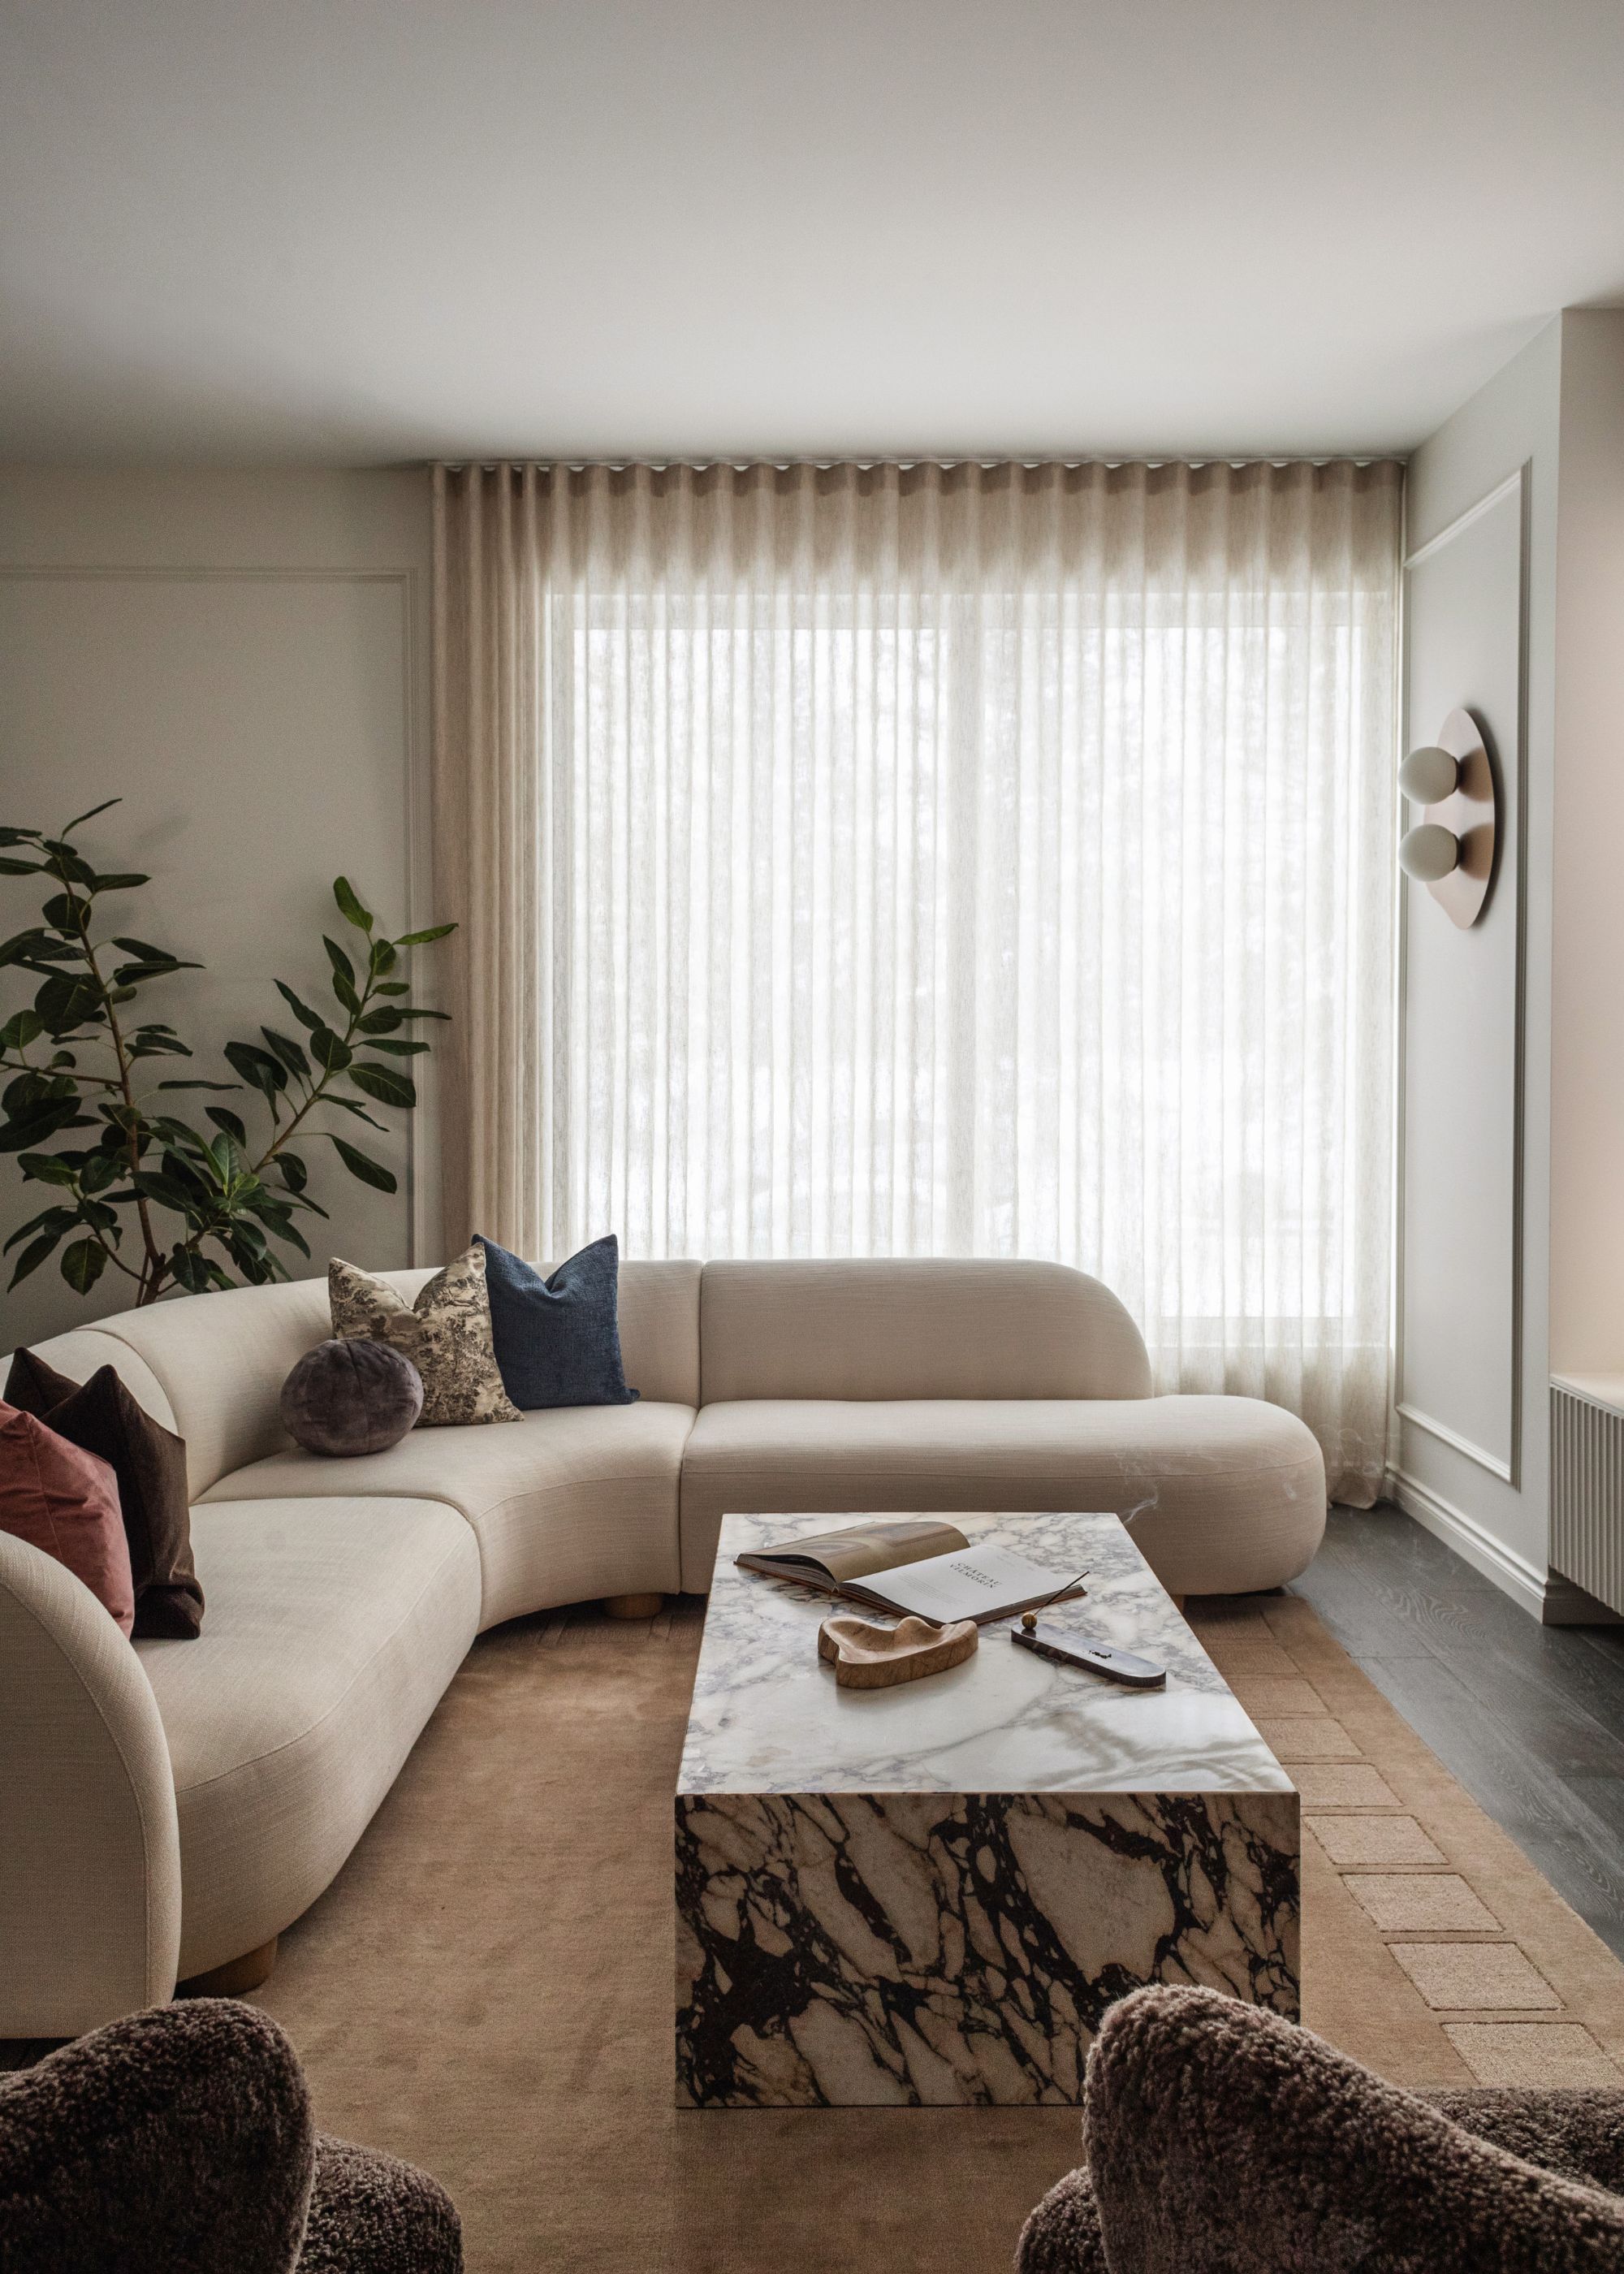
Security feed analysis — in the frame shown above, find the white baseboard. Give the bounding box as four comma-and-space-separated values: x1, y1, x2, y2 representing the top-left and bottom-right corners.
1383, 1466, 1549, 1620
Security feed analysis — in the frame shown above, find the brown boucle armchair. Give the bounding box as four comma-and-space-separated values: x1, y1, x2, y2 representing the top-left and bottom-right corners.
0, 1999, 460, 2274
1018, 1986, 1624, 2274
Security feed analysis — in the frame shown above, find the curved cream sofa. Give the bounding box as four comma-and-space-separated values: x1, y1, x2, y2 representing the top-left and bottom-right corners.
0, 1257, 1324, 2038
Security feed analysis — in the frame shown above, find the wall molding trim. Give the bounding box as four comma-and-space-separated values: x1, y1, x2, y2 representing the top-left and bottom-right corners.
1385, 1463, 1547, 1618
1394, 461, 1529, 1490
1404, 468, 1526, 569
1394, 1399, 1515, 1482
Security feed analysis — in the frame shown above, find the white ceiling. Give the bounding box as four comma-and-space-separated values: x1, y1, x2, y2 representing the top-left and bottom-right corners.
3, 0, 1622, 466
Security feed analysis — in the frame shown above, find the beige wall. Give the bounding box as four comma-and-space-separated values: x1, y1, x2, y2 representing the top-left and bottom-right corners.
1550, 311, 1624, 1379
0, 469, 436, 1349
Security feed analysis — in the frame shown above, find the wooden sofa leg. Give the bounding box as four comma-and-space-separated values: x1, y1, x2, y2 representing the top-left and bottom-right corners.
177, 1937, 279, 1999
603, 1592, 666, 1620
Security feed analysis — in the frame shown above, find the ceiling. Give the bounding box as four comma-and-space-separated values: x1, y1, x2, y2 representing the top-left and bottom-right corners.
3, 0, 1622, 466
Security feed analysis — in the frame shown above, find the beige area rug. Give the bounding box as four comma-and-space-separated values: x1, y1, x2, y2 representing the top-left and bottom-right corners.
249, 1591, 1624, 2273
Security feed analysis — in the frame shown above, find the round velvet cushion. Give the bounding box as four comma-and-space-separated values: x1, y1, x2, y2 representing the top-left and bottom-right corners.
279, 1338, 424, 1457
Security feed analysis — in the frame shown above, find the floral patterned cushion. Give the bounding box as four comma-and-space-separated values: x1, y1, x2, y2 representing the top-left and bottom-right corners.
328, 1246, 520, 1429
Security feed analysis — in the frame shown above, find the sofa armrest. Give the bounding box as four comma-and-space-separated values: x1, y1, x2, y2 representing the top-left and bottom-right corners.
0, 1529, 181, 2038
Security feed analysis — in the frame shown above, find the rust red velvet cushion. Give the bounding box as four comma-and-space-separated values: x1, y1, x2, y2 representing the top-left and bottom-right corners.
5, 1347, 202, 1637
0, 1398, 134, 1634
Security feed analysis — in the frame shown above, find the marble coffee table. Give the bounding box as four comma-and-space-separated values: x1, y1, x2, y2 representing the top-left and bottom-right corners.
675, 1510, 1298, 2108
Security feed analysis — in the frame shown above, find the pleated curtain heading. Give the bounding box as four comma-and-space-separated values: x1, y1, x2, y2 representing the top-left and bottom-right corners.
433, 457, 1402, 1501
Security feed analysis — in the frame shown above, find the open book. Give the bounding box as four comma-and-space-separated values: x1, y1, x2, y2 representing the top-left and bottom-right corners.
734, 1517, 1086, 1628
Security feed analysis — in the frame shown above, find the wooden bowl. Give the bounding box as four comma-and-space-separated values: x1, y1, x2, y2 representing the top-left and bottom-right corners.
817, 1611, 978, 1689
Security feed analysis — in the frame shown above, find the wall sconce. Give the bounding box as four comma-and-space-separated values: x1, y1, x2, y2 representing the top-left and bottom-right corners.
1397, 707, 1497, 928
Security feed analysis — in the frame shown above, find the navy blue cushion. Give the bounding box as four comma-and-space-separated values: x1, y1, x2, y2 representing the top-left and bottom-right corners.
474, 1234, 640, 1410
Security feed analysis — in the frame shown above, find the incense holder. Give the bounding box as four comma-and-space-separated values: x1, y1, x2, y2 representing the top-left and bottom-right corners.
817, 1611, 978, 1689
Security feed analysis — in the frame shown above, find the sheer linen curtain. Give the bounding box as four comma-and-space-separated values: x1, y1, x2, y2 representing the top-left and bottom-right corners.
433, 459, 1402, 1500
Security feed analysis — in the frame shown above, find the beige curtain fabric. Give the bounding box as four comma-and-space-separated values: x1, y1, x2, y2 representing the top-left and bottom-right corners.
432, 459, 1402, 1500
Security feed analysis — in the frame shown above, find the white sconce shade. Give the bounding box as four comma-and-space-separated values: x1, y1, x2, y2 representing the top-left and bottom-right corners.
1398, 744, 1460, 804
1398, 822, 1460, 882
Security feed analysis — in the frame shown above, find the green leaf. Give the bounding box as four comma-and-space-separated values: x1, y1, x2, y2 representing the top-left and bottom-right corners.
395, 923, 457, 945
330, 968, 361, 1018
394, 1006, 451, 1022
0, 857, 43, 875
8, 1228, 68, 1288
112, 958, 201, 987
374, 981, 410, 996
39, 845, 97, 887
357, 1006, 404, 1034
35, 974, 103, 1035
169, 1244, 213, 1294
363, 1036, 430, 1056
127, 1030, 192, 1057
310, 1026, 353, 1074
0, 1008, 44, 1051
135, 1169, 204, 1213
61, 1238, 107, 1294
41, 893, 89, 932
260, 1026, 310, 1080
61, 798, 122, 835
78, 1151, 123, 1195
110, 937, 178, 963
328, 1135, 397, 1193
333, 876, 374, 933
0, 1100, 91, 1151
325, 1095, 386, 1129
348, 1061, 416, 1109
368, 936, 398, 978
153, 1078, 240, 1091
86, 871, 149, 892
224, 1040, 287, 1101
274, 979, 325, 1032
323, 935, 356, 987
15, 1152, 80, 1187
275, 1149, 309, 1194
5, 1070, 60, 1114
206, 1106, 249, 1147
4, 1203, 79, 1253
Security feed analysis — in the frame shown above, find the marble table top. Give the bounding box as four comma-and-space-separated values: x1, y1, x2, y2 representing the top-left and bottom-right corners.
680, 1511, 1293, 1799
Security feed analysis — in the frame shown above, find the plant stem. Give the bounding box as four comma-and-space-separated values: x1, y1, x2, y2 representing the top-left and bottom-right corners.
51, 854, 169, 1303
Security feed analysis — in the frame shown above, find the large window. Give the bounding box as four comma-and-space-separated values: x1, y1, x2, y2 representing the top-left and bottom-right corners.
434, 459, 1402, 1498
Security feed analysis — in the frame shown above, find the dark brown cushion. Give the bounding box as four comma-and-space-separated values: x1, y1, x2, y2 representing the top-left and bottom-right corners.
5, 1348, 202, 1639
279, 1338, 424, 1458
300, 2134, 463, 2273
1019, 1985, 1624, 2274
0, 1999, 313, 2273
0, 1997, 462, 2273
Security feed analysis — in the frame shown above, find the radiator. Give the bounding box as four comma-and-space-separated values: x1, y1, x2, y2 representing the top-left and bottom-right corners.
1550, 1377, 1624, 1616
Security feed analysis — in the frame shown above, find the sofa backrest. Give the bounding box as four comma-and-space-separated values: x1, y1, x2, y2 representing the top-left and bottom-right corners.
697, 1259, 1152, 1403
28, 1278, 334, 1499
19, 1257, 706, 1500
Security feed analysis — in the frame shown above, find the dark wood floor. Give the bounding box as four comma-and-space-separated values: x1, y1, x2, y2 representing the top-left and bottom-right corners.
1293, 1502, 1624, 1960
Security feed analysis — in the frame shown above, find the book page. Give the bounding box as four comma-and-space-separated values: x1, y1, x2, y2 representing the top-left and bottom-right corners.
736, 1516, 968, 1586
853, 1543, 1080, 1626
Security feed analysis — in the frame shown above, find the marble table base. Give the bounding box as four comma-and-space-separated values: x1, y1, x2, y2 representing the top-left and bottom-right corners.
676, 1786, 1299, 2107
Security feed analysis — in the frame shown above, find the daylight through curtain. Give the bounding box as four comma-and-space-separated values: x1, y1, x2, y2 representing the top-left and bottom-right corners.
433, 458, 1402, 1499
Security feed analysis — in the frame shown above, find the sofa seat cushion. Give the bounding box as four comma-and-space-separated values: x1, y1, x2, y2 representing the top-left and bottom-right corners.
677, 1395, 1325, 1594
136, 1497, 480, 1979
201, 1403, 696, 1627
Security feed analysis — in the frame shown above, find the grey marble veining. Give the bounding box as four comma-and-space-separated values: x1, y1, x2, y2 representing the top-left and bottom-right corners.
680, 1511, 1294, 1799
676, 1512, 1300, 2108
